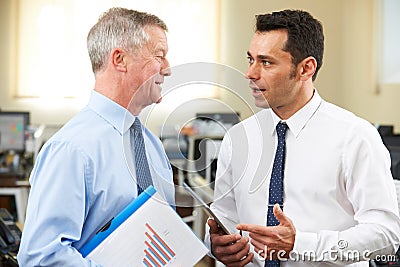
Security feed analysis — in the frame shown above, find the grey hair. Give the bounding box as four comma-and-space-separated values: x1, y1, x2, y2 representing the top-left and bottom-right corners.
87, 7, 168, 74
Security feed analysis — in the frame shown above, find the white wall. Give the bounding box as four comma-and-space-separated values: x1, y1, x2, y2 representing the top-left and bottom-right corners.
0, 0, 85, 126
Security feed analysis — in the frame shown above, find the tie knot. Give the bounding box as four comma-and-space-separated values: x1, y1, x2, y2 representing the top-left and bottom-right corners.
133, 118, 142, 132
276, 122, 288, 140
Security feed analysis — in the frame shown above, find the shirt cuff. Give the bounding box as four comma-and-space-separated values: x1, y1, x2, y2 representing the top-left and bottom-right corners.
291, 231, 319, 261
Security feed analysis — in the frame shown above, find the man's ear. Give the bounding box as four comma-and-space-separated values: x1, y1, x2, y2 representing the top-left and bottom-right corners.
111, 48, 128, 72
298, 56, 317, 81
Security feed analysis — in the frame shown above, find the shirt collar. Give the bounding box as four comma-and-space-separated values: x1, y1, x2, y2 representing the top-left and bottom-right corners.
87, 90, 135, 135
269, 89, 323, 137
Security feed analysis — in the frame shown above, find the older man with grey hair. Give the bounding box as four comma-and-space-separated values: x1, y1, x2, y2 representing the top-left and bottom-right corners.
18, 7, 173, 266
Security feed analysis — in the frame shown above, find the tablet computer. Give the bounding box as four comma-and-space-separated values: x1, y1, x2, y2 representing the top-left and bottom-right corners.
182, 182, 231, 235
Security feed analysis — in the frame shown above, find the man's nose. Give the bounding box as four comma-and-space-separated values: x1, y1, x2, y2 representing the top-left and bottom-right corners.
162, 58, 171, 76
245, 63, 260, 80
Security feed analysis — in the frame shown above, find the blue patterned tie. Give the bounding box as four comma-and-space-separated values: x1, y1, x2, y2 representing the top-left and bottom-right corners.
265, 122, 288, 267
132, 118, 153, 195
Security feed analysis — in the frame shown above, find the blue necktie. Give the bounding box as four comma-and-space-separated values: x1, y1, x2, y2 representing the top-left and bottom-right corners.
265, 122, 288, 267
132, 118, 153, 195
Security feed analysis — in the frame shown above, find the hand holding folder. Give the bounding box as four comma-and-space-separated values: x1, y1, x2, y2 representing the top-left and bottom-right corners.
79, 186, 207, 266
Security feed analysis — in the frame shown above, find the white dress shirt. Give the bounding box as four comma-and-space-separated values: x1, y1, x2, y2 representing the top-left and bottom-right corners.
205, 91, 400, 266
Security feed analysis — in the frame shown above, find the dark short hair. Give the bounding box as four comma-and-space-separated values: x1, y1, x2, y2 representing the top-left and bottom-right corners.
255, 10, 324, 81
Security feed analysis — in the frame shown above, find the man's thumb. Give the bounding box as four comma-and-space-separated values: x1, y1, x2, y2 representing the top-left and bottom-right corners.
273, 204, 288, 224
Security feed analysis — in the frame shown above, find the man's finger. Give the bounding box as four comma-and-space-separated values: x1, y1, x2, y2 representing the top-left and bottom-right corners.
208, 218, 220, 233
208, 218, 231, 235
237, 223, 267, 235
273, 204, 291, 225
210, 219, 242, 246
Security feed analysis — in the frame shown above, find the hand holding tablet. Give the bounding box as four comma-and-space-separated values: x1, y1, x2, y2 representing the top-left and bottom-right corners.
182, 182, 232, 235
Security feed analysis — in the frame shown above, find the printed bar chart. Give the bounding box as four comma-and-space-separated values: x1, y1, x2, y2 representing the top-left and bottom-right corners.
80, 187, 207, 266
143, 223, 176, 267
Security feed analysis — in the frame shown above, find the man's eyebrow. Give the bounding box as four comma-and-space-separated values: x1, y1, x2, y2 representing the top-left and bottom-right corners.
247, 51, 273, 61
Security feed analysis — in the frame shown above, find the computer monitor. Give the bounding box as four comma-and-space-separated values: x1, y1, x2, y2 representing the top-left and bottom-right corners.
204, 139, 222, 187
186, 136, 223, 188
388, 146, 400, 180
186, 113, 240, 187
195, 112, 240, 126
383, 136, 400, 148
377, 125, 394, 137
0, 111, 30, 153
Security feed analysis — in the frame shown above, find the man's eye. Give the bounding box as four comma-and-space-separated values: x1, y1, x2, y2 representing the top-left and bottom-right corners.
247, 56, 254, 64
262, 60, 271, 66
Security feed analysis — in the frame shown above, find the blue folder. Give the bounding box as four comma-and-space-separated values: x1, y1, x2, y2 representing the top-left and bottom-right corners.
79, 186, 156, 257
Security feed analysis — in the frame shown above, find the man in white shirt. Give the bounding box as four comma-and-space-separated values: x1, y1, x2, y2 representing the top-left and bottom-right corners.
205, 9, 400, 267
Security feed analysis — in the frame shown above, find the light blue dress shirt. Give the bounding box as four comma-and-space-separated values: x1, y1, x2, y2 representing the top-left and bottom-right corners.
17, 91, 175, 266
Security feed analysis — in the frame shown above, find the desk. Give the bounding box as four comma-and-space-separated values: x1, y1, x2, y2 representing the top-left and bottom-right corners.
0, 175, 30, 224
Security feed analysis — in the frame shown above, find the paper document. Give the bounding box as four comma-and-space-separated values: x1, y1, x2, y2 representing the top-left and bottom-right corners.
79, 186, 208, 266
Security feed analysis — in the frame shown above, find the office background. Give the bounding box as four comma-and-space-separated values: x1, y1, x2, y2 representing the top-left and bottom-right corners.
0, 0, 399, 134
